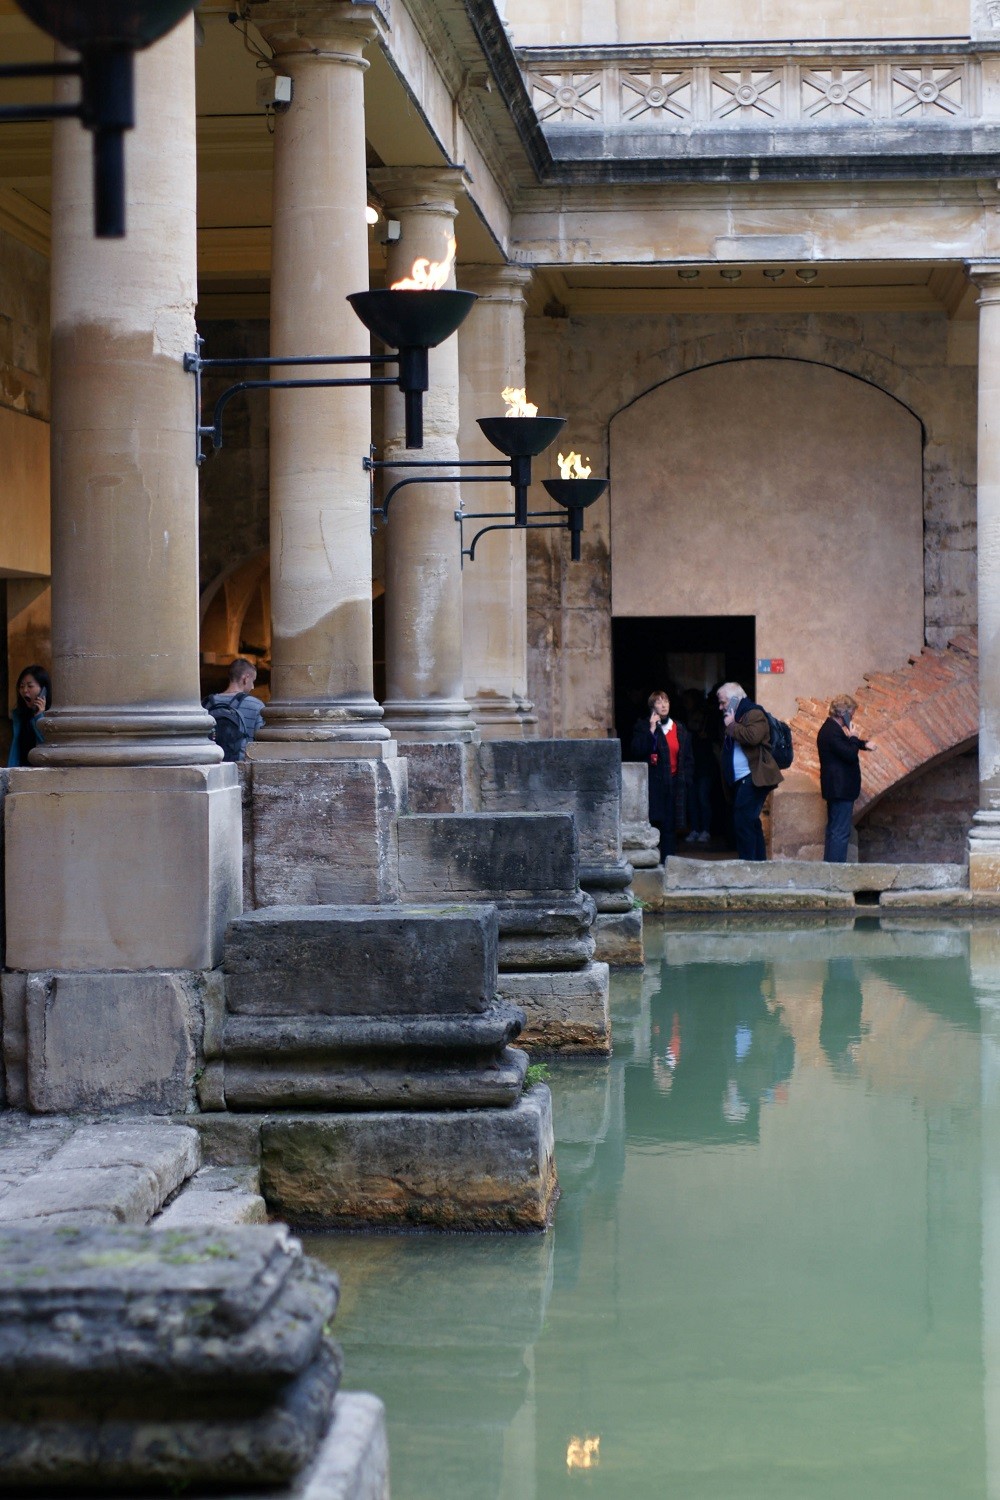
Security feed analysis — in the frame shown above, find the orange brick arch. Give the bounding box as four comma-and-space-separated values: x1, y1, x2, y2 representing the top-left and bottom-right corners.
788, 631, 978, 820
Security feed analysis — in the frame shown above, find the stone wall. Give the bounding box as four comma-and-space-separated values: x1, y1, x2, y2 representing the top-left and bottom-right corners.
503, 0, 966, 45
858, 748, 978, 864
525, 308, 977, 738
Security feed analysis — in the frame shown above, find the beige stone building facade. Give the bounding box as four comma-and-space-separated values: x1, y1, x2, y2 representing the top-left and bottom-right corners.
2, 0, 1000, 1085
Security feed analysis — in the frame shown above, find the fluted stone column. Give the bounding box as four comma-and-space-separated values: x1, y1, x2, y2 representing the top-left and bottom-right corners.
2, 17, 242, 1113
372, 168, 477, 748
969, 265, 1000, 888
249, 1, 389, 756
459, 265, 537, 739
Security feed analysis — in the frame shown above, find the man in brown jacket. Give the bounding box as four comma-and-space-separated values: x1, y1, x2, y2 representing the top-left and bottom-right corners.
716, 681, 783, 860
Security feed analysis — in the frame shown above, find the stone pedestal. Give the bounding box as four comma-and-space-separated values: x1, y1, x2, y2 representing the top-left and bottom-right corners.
4, 765, 240, 1114
621, 761, 659, 870
0, 1223, 387, 1496
397, 810, 611, 1052
203, 903, 557, 1229
479, 739, 642, 965
249, 755, 406, 907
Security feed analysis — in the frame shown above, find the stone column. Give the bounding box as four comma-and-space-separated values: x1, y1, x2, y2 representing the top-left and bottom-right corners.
242, 5, 405, 903
248, 1, 389, 756
459, 265, 537, 739
969, 265, 1000, 888
38, 22, 216, 767
2, 17, 243, 1114
371, 168, 477, 749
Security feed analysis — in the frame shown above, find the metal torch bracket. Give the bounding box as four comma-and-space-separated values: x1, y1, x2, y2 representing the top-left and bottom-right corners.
185, 337, 401, 466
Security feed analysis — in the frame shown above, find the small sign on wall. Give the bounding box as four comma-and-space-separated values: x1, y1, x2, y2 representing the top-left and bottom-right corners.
757, 658, 785, 674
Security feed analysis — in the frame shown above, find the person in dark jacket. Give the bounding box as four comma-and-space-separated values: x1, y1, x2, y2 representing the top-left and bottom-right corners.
716, 681, 783, 861
817, 693, 876, 862
631, 689, 693, 862
8, 663, 50, 767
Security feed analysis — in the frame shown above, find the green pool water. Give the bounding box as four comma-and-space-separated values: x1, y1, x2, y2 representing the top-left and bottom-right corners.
305, 915, 1000, 1499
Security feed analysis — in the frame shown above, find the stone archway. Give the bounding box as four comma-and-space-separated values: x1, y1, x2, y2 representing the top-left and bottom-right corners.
610, 356, 926, 724
199, 549, 271, 699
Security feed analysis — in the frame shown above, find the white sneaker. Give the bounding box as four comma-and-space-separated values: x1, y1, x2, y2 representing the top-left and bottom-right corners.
684, 832, 699, 844
697, 831, 711, 843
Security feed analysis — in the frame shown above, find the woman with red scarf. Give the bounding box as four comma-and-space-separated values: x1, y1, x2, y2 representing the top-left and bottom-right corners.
631, 689, 693, 862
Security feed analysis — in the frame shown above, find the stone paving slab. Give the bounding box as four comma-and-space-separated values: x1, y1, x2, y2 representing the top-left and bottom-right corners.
0, 1115, 200, 1227
154, 1165, 268, 1229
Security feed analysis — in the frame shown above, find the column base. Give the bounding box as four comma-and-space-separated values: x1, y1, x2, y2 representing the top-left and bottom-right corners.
254, 696, 391, 746
258, 1087, 557, 1231
470, 693, 535, 741
5, 765, 242, 970
592, 908, 644, 967
382, 696, 478, 742
30, 705, 222, 768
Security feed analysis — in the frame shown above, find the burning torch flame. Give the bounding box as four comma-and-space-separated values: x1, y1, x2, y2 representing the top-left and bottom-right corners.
558, 451, 592, 479
390, 236, 457, 291
501, 386, 538, 418
566, 1437, 601, 1470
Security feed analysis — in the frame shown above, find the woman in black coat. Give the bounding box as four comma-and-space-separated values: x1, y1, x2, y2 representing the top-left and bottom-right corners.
631, 689, 694, 862
816, 693, 876, 862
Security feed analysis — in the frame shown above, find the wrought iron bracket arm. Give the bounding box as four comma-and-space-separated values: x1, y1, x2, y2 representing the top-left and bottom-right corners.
185, 342, 399, 465
459, 517, 567, 565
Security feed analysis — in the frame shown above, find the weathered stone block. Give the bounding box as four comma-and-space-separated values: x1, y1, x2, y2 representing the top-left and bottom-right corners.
260, 1086, 557, 1230
223, 1045, 528, 1112
154, 1166, 268, 1228
24, 970, 216, 1115
0, 1224, 341, 1490
250, 758, 406, 907
397, 811, 578, 899
479, 738, 622, 864
5, 765, 242, 971
398, 740, 479, 813
225, 904, 499, 1017
0, 970, 27, 1109
592, 908, 644, 967
497, 963, 611, 1054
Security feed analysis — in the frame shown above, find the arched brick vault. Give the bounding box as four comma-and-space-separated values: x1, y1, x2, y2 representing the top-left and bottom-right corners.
788, 630, 978, 821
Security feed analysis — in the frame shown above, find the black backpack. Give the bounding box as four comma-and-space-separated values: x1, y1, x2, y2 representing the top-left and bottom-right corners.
205, 691, 249, 763
763, 709, 794, 770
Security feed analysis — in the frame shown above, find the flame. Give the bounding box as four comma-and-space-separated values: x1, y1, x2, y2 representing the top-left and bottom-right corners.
501, 386, 538, 418
558, 451, 592, 480
390, 235, 456, 291
566, 1437, 601, 1470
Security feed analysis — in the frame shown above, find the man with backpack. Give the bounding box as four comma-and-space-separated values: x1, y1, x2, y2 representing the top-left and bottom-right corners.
204, 658, 265, 762
716, 681, 784, 861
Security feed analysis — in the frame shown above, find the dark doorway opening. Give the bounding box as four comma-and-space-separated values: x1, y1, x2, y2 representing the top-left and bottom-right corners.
612, 615, 756, 748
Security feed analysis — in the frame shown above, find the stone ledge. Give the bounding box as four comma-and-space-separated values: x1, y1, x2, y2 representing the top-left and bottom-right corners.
663, 856, 965, 893
653, 888, 858, 912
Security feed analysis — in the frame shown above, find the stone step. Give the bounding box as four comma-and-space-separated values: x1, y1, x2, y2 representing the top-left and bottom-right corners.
397, 811, 580, 900
223, 1047, 529, 1111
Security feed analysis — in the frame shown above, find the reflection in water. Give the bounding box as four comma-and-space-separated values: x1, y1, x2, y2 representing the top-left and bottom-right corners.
307, 918, 996, 1499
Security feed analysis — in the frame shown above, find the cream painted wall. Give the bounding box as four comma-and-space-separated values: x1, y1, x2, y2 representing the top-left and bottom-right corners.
610, 359, 924, 721
505, 0, 968, 45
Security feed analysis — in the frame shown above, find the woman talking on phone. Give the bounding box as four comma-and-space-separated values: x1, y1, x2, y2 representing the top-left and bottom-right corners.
631, 688, 693, 862
8, 664, 51, 766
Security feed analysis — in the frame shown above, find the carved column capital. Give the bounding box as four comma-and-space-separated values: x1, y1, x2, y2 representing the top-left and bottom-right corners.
458, 263, 534, 305
247, 2, 387, 64
367, 166, 469, 216
967, 261, 1000, 301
